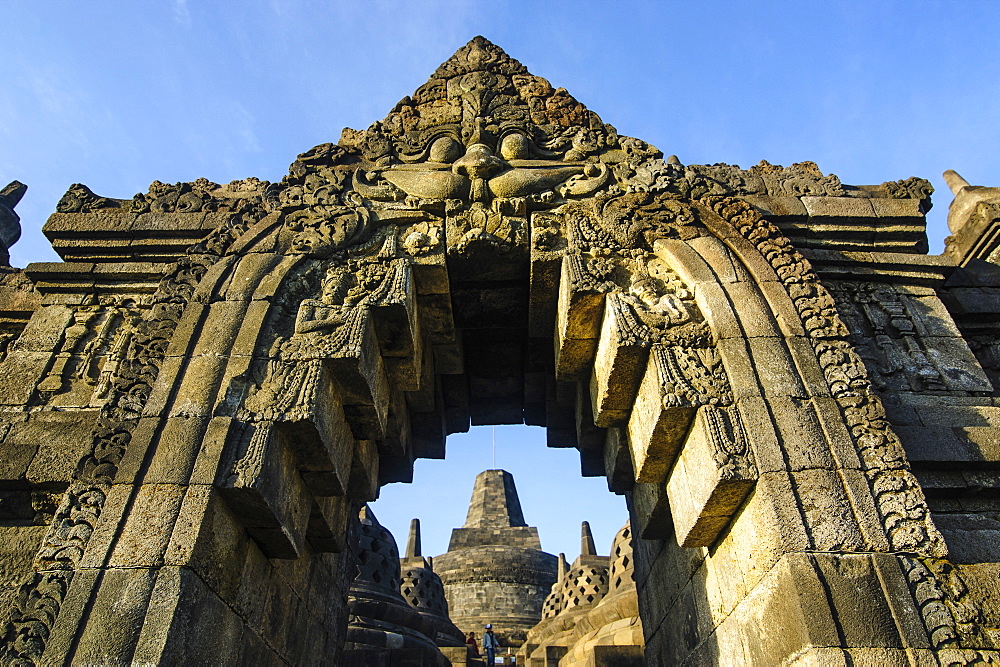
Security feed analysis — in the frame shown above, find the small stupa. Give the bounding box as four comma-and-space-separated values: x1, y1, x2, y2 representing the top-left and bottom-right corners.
341, 506, 449, 666
518, 521, 644, 665
398, 518, 466, 648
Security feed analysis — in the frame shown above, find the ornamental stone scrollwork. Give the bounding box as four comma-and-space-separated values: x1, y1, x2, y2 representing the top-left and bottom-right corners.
129, 177, 270, 214
900, 556, 988, 650
55, 183, 116, 213
57, 177, 273, 215
882, 176, 934, 201
0, 199, 268, 664
706, 195, 948, 557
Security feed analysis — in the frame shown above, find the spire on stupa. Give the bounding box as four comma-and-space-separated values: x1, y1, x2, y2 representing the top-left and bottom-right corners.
463, 469, 527, 528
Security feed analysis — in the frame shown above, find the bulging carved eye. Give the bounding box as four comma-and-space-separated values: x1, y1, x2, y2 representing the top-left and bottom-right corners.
499, 133, 530, 160
429, 136, 462, 163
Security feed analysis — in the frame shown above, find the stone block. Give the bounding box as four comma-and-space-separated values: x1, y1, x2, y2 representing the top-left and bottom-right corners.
736, 553, 841, 665
0, 350, 52, 406
326, 311, 389, 440
692, 281, 743, 340
626, 347, 696, 483
590, 293, 649, 427
555, 255, 605, 382
306, 494, 351, 552
714, 337, 759, 401
665, 407, 756, 548
765, 396, 837, 471
603, 427, 633, 494
9, 303, 72, 352
220, 251, 284, 302
686, 235, 749, 284
743, 335, 807, 398
99, 484, 187, 569
20, 410, 100, 484
629, 481, 673, 540
802, 196, 877, 220
742, 195, 808, 221
894, 425, 973, 463
217, 422, 312, 559
922, 335, 994, 392
164, 484, 250, 602
871, 197, 924, 221
960, 426, 1000, 462
791, 468, 865, 552
53, 566, 158, 664
934, 513, 1000, 563
190, 300, 249, 358
132, 565, 248, 665
130, 211, 206, 234
904, 293, 964, 338
138, 416, 211, 486
0, 525, 48, 613
348, 437, 380, 502
811, 553, 902, 648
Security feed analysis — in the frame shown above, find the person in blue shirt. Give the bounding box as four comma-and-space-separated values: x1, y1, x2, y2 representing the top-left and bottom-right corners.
482, 624, 499, 664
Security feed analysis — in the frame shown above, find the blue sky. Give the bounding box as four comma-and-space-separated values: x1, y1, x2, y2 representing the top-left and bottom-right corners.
2, 1, 998, 559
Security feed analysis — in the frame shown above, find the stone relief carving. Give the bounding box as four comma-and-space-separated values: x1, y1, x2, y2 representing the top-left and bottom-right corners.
882, 176, 934, 201
34, 306, 100, 399
829, 282, 946, 392
3, 35, 975, 664
1, 200, 265, 664
30, 300, 146, 407
706, 195, 948, 559
55, 183, 115, 213
900, 556, 988, 651
57, 177, 273, 215
233, 264, 357, 484
559, 192, 754, 492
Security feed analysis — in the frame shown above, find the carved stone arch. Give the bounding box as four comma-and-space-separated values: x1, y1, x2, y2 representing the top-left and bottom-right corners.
643, 203, 903, 555
3, 36, 997, 666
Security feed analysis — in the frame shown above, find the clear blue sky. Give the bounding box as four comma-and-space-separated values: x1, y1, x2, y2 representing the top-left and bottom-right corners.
2, 1, 998, 559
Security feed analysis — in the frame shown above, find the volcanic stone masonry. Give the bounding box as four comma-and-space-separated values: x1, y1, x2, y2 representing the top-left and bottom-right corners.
433, 469, 557, 650
2, 35, 1000, 664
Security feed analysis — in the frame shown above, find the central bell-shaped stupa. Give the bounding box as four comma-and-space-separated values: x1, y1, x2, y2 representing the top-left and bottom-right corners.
433, 469, 558, 650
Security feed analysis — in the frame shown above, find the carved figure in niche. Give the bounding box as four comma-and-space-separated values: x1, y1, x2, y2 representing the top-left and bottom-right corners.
242, 266, 355, 422
622, 258, 731, 409
627, 277, 691, 326
92, 310, 143, 401
838, 283, 945, 392
36, 307, 100, 398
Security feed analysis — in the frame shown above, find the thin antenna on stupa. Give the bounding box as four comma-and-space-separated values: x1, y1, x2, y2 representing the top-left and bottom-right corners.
492, 425, 496, 469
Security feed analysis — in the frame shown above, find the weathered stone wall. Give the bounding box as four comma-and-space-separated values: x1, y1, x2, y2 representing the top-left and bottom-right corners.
1, 36, 1000, 665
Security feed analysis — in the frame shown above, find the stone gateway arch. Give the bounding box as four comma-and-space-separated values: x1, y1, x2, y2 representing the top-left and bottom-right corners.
1, 36, 999, 664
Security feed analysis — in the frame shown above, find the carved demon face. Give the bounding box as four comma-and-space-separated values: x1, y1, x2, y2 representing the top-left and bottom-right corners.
283, 206, 368, 257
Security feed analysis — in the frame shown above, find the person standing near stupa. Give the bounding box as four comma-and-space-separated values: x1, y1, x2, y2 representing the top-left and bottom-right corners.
482, 624, 498, 664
